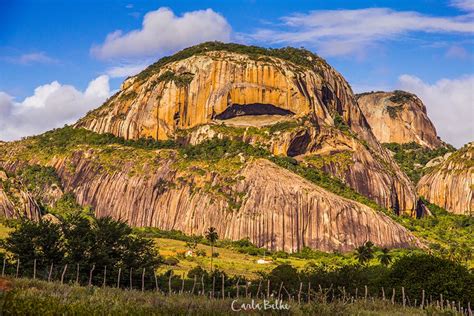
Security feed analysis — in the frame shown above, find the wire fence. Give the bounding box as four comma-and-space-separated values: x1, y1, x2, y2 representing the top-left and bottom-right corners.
1, 258, 472, 315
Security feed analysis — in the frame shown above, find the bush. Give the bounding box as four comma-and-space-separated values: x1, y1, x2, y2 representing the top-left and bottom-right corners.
388, 254, 474, 305
211, 252, 219, 258
196, 249, 206, 257
163, 257, 180, 266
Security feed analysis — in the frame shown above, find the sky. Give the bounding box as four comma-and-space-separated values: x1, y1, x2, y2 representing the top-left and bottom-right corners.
0, 0, 473, 147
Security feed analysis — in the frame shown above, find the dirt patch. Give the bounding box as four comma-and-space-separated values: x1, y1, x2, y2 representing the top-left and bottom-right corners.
0, 277, 13, 292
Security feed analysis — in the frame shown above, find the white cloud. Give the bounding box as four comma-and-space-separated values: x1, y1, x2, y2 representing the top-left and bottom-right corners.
248, 8, 474, 56
106, 64, 147, 78
4, 52, 57, 65
0, 76, 110, 141
445, 45, 469, 59
451, 0, 474, 12
91, 7, 231, 59
398, 74, 474, 148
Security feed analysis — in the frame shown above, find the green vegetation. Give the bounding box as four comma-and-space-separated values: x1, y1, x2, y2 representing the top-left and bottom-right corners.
136, 41, 328, 82
155, 70, 194, 88
384, 142, 455, 183
1, 216, 160, 285
386, 105, 403, 119
389, 90, 415, 104
396, 199, 473, 265
16, 164, 60, 196
304, 150, 354, 173
205, 227, 219, 272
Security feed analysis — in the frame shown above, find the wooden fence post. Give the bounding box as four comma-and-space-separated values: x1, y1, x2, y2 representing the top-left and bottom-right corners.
402, 287, 406, 308
15, 259, 20, 278
154, 271, 159, 292
76, 264, 80, 284
221, 274, 225, 299
33, 259, 36, 280
2, 258, 5, 277
364, 285, 368, 302
245, 282, 249, 298
391, 288, 395, 305
308, 282, 311, 303
267, 279, 270, 299
212, 276, 216, 299
298, 282, 303, 304
168, 271, 172, 295
278, 282, 283, 300
180, 273, 184, 294
130, 268, 133, 290
103, 266, 107, 288
191, 275, 196, 295
141, 268, 145, 292
117, 267, 121, 288
88, 264, 95, 286
48, 263, 54, 282
256, 280, 262, 298
236, 278, 240, 298
421, 289, 425, 309
201, 275, 205, 296
61, 264, 68, 284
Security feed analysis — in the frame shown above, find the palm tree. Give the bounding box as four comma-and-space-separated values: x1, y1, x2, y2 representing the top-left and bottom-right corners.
355, 241, 375, 265
378, 248, 392, 266
205, 227, 219, 272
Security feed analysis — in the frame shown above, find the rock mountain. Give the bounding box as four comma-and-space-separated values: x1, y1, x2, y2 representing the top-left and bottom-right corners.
3, 42, 470, 252
357, 91, 443, 149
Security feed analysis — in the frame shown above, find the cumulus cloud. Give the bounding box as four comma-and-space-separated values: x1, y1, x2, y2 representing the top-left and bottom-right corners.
106, 64, 147, 78
0, 76, 110, 141
398, 74, 474, 148
247, 8, 474, 56
91, 7, 231, 59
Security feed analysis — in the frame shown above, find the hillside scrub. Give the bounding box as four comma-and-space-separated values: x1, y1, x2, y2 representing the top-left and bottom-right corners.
383, 142, 455, 183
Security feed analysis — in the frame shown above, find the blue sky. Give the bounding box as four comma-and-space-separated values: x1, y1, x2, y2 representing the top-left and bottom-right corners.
1, 0, 473, 146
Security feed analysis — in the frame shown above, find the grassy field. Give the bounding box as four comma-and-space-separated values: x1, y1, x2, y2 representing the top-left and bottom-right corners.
155, 238, 317, 278
0, 277, 444, 315
153, 238, 426, 279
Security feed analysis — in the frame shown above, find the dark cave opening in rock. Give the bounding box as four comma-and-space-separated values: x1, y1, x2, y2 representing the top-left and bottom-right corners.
214, 103, 295, 120
287, 131, 311, 157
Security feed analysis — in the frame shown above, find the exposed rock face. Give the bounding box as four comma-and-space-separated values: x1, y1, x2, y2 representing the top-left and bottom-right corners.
0, 170, 41, 220
76, 43, 417, 214
41, 149, 419, 252
78, 45, 373, 143
417, 143, 473, 215
357, 91, 443, 148
183, 122, 417, 215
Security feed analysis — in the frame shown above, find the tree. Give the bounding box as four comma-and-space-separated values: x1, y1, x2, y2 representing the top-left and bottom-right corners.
2, 219, 64, 269
205, 227, 219, 272
354, 241, 375, 265
378, 248, 392, 266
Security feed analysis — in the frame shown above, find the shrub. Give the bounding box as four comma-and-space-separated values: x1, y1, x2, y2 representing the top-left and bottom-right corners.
388, 254, 474, 305
196, 249, 206, 257
163, 257, 180, 266
211, 252, 219, 258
